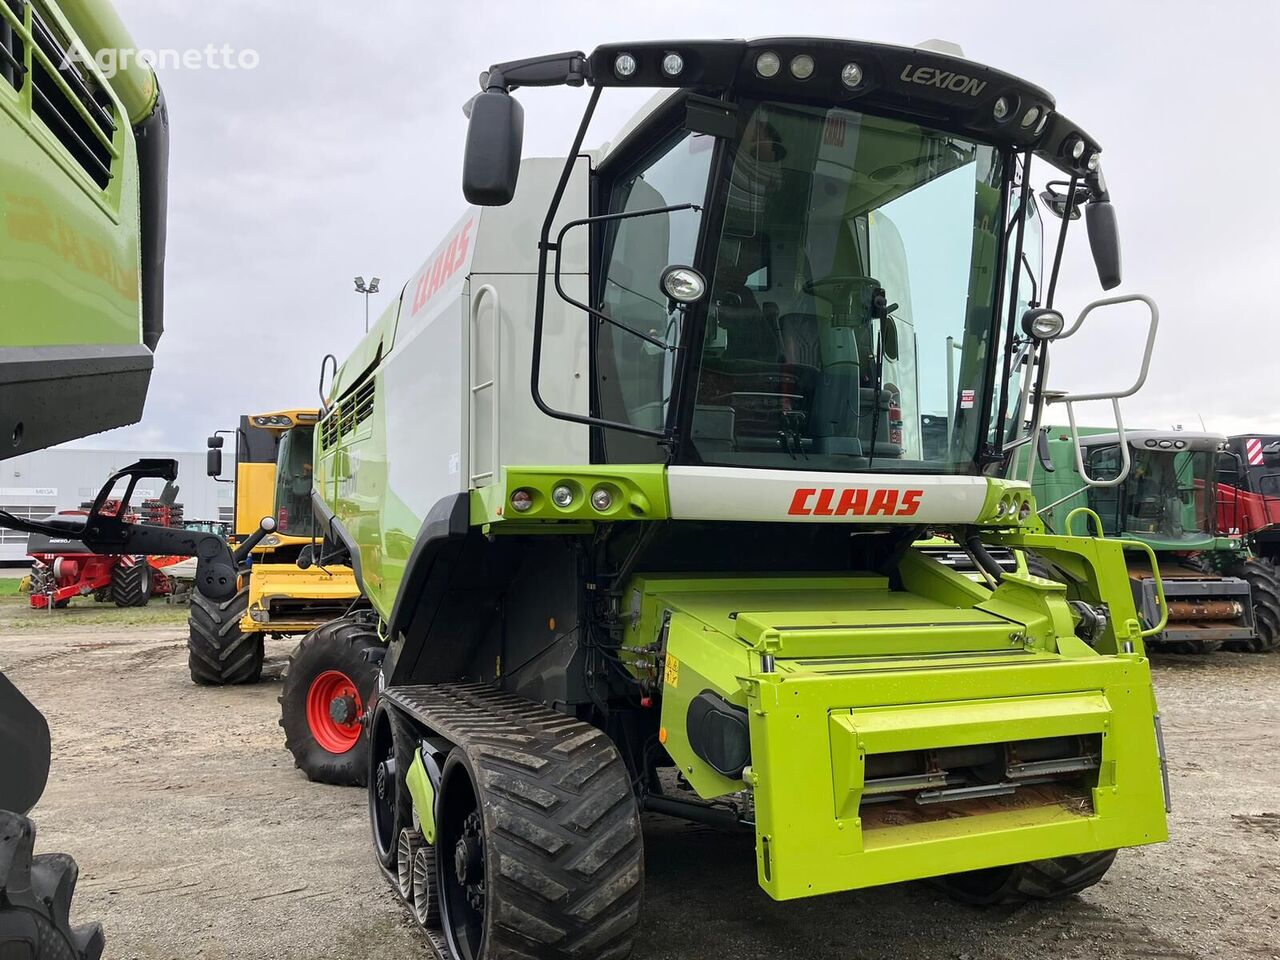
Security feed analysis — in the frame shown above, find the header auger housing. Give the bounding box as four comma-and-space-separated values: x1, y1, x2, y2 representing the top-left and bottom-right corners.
314, 36, 1170, 958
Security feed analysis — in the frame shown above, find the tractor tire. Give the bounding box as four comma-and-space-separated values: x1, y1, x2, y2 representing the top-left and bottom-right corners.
279, 615, 383, 786
936, 849, 1118, 905
1227, 558, 1280, 653
52, 599, 70, 610
110, 561, 151, 608
187, 586, 262, 685
389, 685, 644, 960
0, 811, 104, 960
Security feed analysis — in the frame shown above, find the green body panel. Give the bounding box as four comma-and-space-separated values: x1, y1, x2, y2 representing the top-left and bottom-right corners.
55, 0, 157, 123
406, 748, 436, 843
633, 537, 1166, 899
0, 0, 143, 348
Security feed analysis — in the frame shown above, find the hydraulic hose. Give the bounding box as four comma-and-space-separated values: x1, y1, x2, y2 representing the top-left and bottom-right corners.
964, 530, 1005, 586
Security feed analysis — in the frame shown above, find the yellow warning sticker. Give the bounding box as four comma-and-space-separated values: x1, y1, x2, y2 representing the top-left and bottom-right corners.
664, 653, 680, 689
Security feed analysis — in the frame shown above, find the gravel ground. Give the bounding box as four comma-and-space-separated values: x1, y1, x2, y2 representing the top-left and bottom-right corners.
2, 607, 1277, 960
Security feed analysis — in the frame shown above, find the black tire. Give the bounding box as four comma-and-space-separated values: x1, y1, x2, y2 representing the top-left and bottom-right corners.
52, 599, 70, 610
110, 561, 151, 608
279, 615, 383, 786
423, 686, 644, 960
187, 585, 262, 685
936, 849, 1117, 905
368, 700, 414, 871
1228, 558, 1280, 653
0, 811, 104, 960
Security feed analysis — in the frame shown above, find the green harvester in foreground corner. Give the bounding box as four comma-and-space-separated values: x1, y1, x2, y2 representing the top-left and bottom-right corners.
311, 37, 1171, 960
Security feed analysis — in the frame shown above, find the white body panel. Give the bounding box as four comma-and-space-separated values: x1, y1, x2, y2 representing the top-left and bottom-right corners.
376, 156, 591, 526
666, 466, 992, 523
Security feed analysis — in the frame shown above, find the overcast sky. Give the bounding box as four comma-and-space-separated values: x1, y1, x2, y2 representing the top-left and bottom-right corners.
75, 0, 1280, 452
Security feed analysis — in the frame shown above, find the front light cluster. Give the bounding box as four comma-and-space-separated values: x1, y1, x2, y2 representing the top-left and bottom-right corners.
993, 491, 1034, 525
252, 414, 293, 427
509, 481, 620, 516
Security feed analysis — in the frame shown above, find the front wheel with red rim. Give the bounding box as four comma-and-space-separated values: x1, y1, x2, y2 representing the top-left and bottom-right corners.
280, 614, 383, 786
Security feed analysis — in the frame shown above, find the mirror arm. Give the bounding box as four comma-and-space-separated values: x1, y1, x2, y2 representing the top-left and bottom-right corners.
484, 52, 589, 92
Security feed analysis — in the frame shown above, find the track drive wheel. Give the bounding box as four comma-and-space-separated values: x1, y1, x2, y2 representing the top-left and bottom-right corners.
431, 691, 644, 960
0, 811, 104, 960
368, 700, 413, 871
1228, 558, 1280, 652
186, 585, 262, 685
936, 849, 1118, 905
110, 560, 151, 608
279, 615, 383, 785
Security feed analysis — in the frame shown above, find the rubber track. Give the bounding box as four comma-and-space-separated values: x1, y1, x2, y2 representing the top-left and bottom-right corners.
1230, 559, 1280, 653
0, 810, 104, 960
384, 683, 644, 960
187, 586, 261, 685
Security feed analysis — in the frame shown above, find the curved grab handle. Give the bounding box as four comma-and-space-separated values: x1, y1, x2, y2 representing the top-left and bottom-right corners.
1117, 538, 1169, 639
1063, 506, 1106, 538
1049, 293, 1159, 488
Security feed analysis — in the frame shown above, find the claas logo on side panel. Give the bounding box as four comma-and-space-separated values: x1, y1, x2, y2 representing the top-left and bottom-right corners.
787, 487, 924, 518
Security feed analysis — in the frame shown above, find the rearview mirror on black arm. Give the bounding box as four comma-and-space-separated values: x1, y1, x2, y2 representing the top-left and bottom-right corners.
462, 90, 524, 206
1085, 201, 1122, 291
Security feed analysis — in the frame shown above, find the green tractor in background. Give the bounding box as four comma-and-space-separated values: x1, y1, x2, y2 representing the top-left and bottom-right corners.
1030, 427, 1280, 653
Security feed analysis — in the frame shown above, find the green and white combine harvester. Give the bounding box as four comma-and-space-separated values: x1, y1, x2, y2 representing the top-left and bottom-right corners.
310, 38, 1171, 959
1028, 427, 1280, 653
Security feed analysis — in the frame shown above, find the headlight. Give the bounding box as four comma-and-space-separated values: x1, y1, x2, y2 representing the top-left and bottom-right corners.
510, 489, 534, 512
1021, 308, 1066, 341
755, 51, 781, 78
551, 485, 574, 508
590, 487, 614, 512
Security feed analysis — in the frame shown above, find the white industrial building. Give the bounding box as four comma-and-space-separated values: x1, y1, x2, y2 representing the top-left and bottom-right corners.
0, 448, 232, 564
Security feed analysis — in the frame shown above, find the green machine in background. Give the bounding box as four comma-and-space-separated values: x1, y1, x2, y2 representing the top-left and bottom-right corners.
1030, 428, 1280, 653
0, 0, 169, 459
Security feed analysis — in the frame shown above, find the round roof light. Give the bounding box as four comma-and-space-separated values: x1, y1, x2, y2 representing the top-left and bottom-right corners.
510, 489, 534, 512
993, 97, 1010, 121
1071, 138, 1087, 160
790, 54, 815, 79
841, 62, 863, 88
1019, 500, 1033, 522
1034, 112, 1050, 136
1021, 106, 1040, 128
1086, 152, 1101, 172
551, 484, 574, 508
614, 53, 637, 78
755, 51, 781, 78
1158, 440, 1173, 449
590, 487, 614, 512
662, 52, 684, 77
661, 265, 707, 304
1021, 308, 1066, 341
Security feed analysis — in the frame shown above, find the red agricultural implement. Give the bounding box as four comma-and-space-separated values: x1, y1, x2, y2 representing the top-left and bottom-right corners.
25, 505, 186, 609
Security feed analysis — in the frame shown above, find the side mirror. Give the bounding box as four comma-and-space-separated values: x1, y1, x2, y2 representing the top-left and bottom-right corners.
206, 447, 222, 478
462, 90, 524, 206
1085, 201, 1122, 291
1263, 442, 1280, 467
880, 315, 900, 362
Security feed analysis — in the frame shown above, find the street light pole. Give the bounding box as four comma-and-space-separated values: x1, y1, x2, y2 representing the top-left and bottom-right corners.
353, 276, 381, 333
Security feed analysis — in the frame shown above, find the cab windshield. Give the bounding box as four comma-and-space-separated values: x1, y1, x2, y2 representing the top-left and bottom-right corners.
1087, 445, 1217, 542
690, 101, 1006, 472
274, 425, 317, 538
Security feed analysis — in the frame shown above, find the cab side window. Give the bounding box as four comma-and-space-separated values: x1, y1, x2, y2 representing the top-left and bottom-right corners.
596, 131, 713, 460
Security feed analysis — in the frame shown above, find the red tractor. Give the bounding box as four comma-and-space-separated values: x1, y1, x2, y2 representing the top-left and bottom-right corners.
24, 502, 185, 609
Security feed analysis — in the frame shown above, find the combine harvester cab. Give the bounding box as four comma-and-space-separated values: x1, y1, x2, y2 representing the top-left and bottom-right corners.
313, 38, 1170, 957
1032, 429, 1279, 653
0, 0, 169, 458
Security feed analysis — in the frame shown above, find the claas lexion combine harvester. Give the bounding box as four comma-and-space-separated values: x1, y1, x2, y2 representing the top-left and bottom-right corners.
195, 409, 369, 784
1028, 428, 1280, 654
302, 37, 1171, 960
